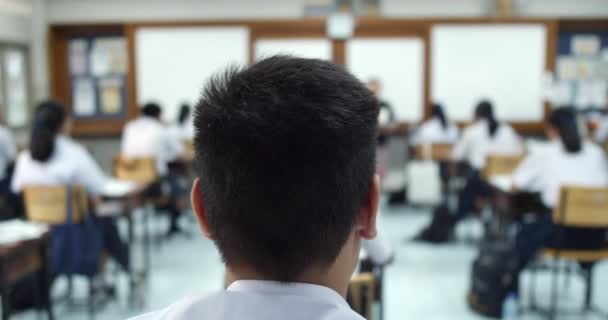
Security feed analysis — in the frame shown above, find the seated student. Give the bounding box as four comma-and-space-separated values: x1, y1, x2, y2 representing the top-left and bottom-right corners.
121, 103, 186, 236
131, 56, 380, 320
452, 100, 522, 222
0, 112, 18, 219
411, 103, 459, 146
411, 103, 460, 191
513, 107, 608, 275
11, 101, 130, 273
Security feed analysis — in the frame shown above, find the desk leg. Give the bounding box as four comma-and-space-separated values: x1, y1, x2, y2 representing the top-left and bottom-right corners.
1, 284, 10, 320
39, 242, 53, 320
143, 206, 151, 278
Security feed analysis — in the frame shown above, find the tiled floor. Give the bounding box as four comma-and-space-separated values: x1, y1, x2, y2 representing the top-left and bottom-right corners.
11, 204, 608, 320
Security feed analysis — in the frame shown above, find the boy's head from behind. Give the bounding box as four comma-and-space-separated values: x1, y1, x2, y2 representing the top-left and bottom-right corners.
191, 56, 380, 287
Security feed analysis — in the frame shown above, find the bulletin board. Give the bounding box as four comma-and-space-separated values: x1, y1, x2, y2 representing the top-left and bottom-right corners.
554, 31, 608, 110
68, 36, 128, 120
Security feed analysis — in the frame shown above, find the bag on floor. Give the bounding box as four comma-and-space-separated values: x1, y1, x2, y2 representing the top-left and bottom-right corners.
406, 160, 441, 205
468, 241, 518, 318
414, 204, 454, 243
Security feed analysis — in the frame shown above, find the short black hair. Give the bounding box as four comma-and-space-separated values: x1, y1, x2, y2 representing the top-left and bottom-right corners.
194, 55, 379, 281
141, 102, 162, 118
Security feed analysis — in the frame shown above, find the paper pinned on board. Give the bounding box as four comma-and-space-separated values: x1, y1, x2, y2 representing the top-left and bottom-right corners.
69, 39, 88, 75
557, 57, 577, 81
73, 78, 96, 117
571, 35, 601, 56
99, 77, 123, 115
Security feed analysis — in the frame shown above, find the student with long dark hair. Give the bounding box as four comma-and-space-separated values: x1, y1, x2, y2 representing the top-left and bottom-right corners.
452, 100, 522, 222
513, 107, 608, 272
11, 100, 130, 273
411, 103, 459, 145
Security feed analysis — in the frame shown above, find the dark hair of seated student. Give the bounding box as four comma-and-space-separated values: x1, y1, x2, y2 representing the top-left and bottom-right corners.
192, 55, 380, 283
431, 103, 448, 130
30, 100, 67, 162
177, 103, 191, 125
548, 106, 582, 153
474, 100, 498, 137
142, 102, 162, 119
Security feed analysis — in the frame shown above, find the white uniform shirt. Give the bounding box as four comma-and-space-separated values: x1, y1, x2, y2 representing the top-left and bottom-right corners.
452, 120, 523, 170
0, 125, 17, 181
513, 140, 608, 208
121, 117, 183, 176
411, 118, 459, 145
11, 135, 107, 196
130, 280, 364, 320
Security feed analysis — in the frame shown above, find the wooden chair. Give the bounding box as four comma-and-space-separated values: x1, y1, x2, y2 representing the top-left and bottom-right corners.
24, 186, 88, 224
23, 185, 108, 319
113, 156, 162, 275
481, 154, 524, 179
183, 140, 195, 162
113, 156, 158, 185
529, 186, 608, 319
414, 143, 453, 161
349, 272, 376, 320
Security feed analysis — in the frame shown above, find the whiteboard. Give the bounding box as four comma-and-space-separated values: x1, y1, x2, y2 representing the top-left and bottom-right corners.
255, 38, 332, 61
136, 27, 249, 122
347, 38, 424, 121
432, 24, 547, 122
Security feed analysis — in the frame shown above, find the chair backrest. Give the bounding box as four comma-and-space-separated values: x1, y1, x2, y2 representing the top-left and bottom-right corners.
183, 140, 195, 161
415, 143, 453, 161
23, 185, 88, 224
114, 156, 158, 184
349, 272, 375, 320
482, 154, 524, 178
553, 186, 608, 228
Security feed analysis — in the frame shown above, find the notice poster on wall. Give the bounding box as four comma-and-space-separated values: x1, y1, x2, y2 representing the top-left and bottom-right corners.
99, 77, 123, 115
69, 39, 88, 75
557, 57, 577, 81
571, 35, 601, 56
90, 38, 127, 76
72, 78, 96, 117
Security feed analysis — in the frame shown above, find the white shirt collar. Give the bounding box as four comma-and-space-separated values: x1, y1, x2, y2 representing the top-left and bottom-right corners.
227, 280, 349, 309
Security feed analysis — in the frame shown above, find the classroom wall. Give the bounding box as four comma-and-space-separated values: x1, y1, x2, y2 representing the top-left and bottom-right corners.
44, 0, 608, 23
22, 0, 608, 173
0, 8, 31, 44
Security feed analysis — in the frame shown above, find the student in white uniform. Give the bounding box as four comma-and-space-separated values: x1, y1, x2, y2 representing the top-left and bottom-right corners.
513, 107, 608, 278
452, 100, 522, 222
131, 56, 380, 320
122, 103, 186, 236
411, 103, 459, 146
411, 103, 460, 193
11, 100, 130, 272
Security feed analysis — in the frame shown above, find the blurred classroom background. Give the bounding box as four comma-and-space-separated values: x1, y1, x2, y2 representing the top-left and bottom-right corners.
1, 0, 608, 319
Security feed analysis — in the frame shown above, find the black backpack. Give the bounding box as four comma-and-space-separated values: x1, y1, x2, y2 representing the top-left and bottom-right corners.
414, 204, 454, 243
468, 240, 518, 318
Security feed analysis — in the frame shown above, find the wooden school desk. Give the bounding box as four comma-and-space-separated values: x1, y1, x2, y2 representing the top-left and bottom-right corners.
0, 222, 52, 320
